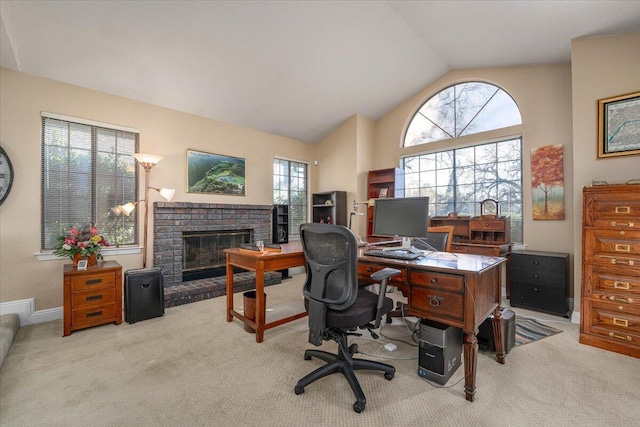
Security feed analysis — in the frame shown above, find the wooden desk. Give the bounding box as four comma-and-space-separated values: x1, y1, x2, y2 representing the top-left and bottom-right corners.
358, 250, 507, 402
224, 242, 307, 343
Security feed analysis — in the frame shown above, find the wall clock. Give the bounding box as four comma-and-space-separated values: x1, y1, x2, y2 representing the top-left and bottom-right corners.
0, 146, 14, 205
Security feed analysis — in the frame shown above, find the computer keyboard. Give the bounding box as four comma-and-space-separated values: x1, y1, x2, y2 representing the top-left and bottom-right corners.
363, 249, 421, 260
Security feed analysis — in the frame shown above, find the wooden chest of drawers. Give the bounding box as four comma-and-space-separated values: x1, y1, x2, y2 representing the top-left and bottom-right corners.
581, 184, 640, 358
63, 260, 122, 336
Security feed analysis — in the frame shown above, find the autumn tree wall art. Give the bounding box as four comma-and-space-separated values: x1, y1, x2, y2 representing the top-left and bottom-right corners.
531, 144, 565, 220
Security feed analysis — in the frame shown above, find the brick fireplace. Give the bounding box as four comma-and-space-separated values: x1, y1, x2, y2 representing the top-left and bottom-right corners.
153, 202, 281, 306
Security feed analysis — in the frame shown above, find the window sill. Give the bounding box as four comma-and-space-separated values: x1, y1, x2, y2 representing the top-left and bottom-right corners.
35, 246, 142, 261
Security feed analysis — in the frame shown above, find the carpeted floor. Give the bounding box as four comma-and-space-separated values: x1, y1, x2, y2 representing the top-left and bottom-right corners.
1, 273, 639, 426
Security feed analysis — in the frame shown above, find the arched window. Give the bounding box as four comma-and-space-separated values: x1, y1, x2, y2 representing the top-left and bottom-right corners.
404, 82, 521, 147
402, 82, 523, 242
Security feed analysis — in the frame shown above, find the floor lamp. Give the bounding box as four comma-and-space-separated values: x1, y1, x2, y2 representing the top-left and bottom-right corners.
113, 153, 175, 268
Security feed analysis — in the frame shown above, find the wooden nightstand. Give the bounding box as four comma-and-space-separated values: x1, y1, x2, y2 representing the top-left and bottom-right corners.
63, 260, 123, 336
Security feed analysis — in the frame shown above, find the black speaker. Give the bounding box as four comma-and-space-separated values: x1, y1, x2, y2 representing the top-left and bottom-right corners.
417, 319, 462, 385
124, 267, 164, 324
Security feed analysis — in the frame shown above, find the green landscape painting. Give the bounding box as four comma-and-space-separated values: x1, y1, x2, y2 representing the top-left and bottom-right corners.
187, 149, 245, 195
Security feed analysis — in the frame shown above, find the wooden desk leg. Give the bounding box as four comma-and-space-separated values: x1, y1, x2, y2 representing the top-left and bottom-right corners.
492, 307, 506, 364
463, 331, 478, 402
226, 254, 234, 322
255, 260, 265, 343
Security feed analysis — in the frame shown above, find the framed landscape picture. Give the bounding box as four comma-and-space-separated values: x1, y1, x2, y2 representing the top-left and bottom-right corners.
597, 91, 640, 159
186, 149, 246, 195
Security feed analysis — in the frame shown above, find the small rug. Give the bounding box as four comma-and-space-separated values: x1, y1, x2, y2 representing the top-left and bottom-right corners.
515, 316, 562, 346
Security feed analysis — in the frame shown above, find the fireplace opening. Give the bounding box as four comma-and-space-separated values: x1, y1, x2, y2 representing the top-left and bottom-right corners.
182, 229, 251, 282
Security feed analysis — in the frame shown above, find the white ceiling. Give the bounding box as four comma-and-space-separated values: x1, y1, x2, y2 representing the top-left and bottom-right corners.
2, 1, 639, 143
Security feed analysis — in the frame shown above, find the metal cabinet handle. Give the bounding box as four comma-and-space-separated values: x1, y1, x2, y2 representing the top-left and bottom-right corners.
608, 332, 632, 341
427, 295, 442, 307
610, 221, 634, 227
608, 295, 634, 303
86, 311, 103, 318
86, 295, 103, 301
85, 278, 103, 285
611, 259, 635, 266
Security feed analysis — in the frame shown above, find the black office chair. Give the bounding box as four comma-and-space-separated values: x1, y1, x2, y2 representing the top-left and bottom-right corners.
386, 226, 453, 323
295, 223, 401, 413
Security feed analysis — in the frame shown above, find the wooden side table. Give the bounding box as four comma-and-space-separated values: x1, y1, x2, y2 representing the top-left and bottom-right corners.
63, 260, 123, 336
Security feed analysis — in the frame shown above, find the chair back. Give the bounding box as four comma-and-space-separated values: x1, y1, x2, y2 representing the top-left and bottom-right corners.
299, 223, 359, 345
424, 226, 454, 252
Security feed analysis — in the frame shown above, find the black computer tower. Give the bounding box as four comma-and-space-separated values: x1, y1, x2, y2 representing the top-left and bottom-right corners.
477, 308, 516, 354
124, 267, 165, 324
417, 319, 462, 385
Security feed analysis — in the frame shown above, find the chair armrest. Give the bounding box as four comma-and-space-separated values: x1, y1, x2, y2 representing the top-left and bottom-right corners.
370, 268, 401, 329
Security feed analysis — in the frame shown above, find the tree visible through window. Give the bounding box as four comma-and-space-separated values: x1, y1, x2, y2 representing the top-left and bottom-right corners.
273, 158, 308, 239
405, 82, 521, 146
403, 82, 523, 242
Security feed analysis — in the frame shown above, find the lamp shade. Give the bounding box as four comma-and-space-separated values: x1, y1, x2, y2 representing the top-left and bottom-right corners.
119, 202, 137, 216
133, 153, 163, 165
159, 188, 175, 201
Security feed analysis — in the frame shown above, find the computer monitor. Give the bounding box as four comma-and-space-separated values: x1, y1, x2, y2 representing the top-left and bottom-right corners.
373, 197, 429, 238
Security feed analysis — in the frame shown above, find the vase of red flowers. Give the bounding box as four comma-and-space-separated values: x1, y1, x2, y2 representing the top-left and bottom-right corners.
53, 224, 109, 266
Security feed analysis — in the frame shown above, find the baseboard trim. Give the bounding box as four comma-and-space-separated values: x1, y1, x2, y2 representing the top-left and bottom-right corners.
0, 299, 62, 326
571, 310, 580, 324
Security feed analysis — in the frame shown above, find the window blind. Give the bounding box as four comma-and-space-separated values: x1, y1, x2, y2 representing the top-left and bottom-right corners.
41, 115, 139, 250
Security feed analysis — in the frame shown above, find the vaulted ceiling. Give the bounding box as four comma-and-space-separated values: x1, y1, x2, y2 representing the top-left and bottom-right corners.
2, 1, 639, 143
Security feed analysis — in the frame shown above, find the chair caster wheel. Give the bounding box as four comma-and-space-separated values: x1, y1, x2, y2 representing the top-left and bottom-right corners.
384, 372, 395, 380
386, 316, 392, 324
353, 401, 365, 413
303, 354, 311, 360
294, 385, 305, 395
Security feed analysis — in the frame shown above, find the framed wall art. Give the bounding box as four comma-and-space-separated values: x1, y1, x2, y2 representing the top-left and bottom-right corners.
531, 144, 565, 220
597, 91, 640, 159
186, 149, 246, 195
378, 187, 388, 198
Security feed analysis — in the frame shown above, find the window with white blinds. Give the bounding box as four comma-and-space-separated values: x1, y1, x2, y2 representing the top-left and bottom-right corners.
41, 114, 139, 250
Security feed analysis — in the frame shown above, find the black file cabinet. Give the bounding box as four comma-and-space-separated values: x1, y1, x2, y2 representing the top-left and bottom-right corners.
509, 250, 569, 317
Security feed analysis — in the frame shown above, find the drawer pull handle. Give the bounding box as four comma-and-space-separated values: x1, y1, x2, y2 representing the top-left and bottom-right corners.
366, 267, 373, 273
608, 332, 632, 341
533, 261, 540, 265
614, 281, 630, 290
614, 244, 630, 252
611, 259, 634, 266
428, 295, 442, 307
85, 279, 103, 285
614, 206, 631, 214
610, 221, 634, 227
430, 278, 438, 284
86, 295, 103, 301
608, 296, 633, 303
613, 318, 628, 327
86, 311, 103, 318
532, 275, 539, 279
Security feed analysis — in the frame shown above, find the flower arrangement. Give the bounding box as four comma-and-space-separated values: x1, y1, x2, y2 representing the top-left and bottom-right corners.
53, 224, 109, 260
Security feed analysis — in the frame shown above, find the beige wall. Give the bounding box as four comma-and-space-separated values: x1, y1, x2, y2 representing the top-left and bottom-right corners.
570, 32, 640, 315
0, 68, 314, 310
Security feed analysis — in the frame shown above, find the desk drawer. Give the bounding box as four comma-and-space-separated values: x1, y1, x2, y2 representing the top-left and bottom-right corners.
358, 262, 407, 285
409, 288, 464, 325
470, 219, 505, 232
408, 270, 464, 293
70, 272, 116, 292
71, 288, 116, 308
